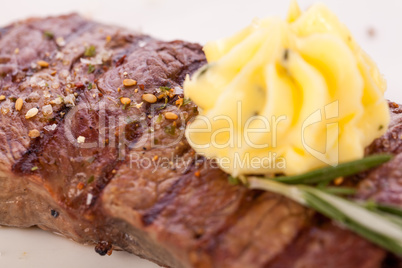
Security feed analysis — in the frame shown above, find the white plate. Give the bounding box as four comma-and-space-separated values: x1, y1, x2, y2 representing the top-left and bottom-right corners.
1, 1, 402, 267
0, 226, 158, 268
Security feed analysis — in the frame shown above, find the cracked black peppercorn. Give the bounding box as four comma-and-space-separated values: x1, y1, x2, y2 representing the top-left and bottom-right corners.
51, 209, 59, 218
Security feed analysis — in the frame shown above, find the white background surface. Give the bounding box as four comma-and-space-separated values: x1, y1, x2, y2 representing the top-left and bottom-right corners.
0, 1, 401, 267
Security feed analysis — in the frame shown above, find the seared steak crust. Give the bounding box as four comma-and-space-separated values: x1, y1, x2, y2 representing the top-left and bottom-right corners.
0, 14, 398, 267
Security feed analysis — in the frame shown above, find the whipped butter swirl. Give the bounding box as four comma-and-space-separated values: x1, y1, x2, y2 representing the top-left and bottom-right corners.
184, 1, 389, 176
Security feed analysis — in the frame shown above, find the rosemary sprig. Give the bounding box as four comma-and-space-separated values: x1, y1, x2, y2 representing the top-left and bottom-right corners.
248, 178, 402, 255
273, 154, 392, 185
239, 154, 402, 256
365, 201, 402, 218
319, 186, 357, 195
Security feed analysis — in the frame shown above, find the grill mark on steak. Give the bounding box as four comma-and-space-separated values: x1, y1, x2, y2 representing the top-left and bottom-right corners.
5, 131, 18, 162
61, 20, 97, 46
266, 215, 386, 268
154, 41, 207, 86
9, 15, 207, 224
142, 169, 195, 226
0, 14, 399, 268
13, 105, 71, 174
0, 14, 107, 168
236, 196, 287, 255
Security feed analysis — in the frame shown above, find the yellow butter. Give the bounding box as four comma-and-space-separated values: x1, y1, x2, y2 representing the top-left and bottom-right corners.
184, 1, 389, 176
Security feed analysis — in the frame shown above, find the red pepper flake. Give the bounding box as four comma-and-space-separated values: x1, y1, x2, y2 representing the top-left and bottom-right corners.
115, 55, 126, 67
77, 182, 85, 190
98, 93, 103, 97
139, 84, 145, 90
75, 82, 85, 89
194, 170, 201, 177
391, 102, 399, 108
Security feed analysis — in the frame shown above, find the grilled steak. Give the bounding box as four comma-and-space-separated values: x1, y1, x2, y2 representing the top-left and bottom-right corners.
0, 14, 400, 268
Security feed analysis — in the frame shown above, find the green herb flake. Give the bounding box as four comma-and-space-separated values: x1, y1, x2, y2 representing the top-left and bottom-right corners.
164, 125, 176, 136
84, 45, 96, 57
43, 31, 54, 39
159, 86, 171, 91
87, 82, 93, 90
228, 176, 240, 185
321, 187, 357, 195
183, 98, 192, 106
31, 166, 38, 171
86, 156, 96, 164
87, 175, 95, 184
88, 64, 95, 74
156, 114, 163, 123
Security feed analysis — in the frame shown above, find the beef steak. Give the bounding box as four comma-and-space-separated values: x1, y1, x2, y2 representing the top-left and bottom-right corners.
0, 14, 398, 268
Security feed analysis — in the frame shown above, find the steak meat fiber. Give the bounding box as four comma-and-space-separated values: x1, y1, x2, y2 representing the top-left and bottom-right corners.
0, 14, 400, 268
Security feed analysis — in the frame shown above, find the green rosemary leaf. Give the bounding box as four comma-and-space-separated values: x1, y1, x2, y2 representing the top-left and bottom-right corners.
303, 187, 402, 255
371, 209, 402, 228
374, 203, 402, 218
364, 201, 402, 218
228, 176, 240, 185
87, 175, 95, 184
182, 98, 192, 106
84, 45, 96, 57
345, 217, 402, 256
248, 178, 306, 205
320, 187, 357, 195
43, 31, 54, 39
159, 86, 171, 91
88, 64, 95, 74
164, 125, 176, 136
302, 190, 346, 222
249, 178, 402, 256
274, 154, 392, 185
